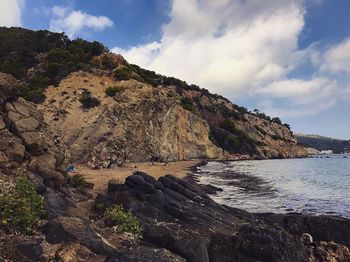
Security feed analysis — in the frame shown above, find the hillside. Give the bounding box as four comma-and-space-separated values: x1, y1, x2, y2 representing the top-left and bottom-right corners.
0, 27, 307, 166
2, 27, 350, 262
296, 133, 350, 153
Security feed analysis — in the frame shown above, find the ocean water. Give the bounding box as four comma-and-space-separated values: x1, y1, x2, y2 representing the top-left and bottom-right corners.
197, 154, 350, 218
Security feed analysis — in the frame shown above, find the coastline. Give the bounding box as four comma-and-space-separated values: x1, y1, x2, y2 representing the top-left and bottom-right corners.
79, 160, 201, 194
93, 170, 350, 261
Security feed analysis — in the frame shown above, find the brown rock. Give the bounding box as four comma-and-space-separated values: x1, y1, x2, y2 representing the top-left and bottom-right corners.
43, 216, 117, 255
14, 117, 40, 132
0, 151, 10, 168
56, 243, 98, 262
29, 155, 65, 185
0, 117, 5, 130
312, 241, 350, 262
21, 131, 47, 155
7, 141, 25, 162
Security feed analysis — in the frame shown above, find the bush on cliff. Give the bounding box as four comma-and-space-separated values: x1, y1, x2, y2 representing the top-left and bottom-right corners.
221, 119, 261, 146
104, 205, 142, 241
79, 90, 100, 109
181, 97, 195, 111
105, 86, 124, 97
0, 176, 44, 234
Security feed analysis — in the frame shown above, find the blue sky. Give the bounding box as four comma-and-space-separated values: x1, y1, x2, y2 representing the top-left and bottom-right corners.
1, 0, 350, 139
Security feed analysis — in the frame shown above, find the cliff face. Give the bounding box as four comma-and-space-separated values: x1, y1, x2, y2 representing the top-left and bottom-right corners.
36, 67, 308, 168
0, 27, 308, 167
38, 72, 223, 168
0, 73, 67, 187
237, 114, 308, 158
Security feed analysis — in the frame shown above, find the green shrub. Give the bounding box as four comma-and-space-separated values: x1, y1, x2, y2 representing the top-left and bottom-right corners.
18, 85, 46, 103
101, 55, 115, 70
104, 205, 142, 241
0, 176, 44, 234
79, 90, 100, 109
221, 119, 257, 146
105, 86, 124, 97
114, 66, 143, 82
181, 97, 195, 111
211, 119, 265, 155
114, 67, 134, 80
210, 127, 241, 152
67, 174, 90, 188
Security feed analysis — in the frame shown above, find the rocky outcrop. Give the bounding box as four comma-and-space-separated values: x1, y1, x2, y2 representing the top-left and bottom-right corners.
39, 72, 307, 168
0, 78, 71, 228
237, 114, 308, 158
39, 73, 223, 168
0, 82, 67, 187
94, 172, 350, 262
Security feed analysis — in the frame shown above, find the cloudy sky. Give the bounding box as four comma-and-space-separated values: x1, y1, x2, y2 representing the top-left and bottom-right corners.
1, 0, 350, 139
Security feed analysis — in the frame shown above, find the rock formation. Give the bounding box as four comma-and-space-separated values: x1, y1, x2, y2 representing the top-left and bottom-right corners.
90, 172, 350, 261
38, 71, 307, 169
0, 73, 67, 187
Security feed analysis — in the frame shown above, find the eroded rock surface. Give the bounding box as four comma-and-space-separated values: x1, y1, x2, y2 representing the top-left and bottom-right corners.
96, 172, 350, 262
38, 72, 307, 169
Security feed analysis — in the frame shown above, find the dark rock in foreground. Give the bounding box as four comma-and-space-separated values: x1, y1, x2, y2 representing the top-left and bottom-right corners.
97, 172, 350, 262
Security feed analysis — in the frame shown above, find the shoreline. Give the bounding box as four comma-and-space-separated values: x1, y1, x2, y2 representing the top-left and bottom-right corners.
78, 160, 201, 194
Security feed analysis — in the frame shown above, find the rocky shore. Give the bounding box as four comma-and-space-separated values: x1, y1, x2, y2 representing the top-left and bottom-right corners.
35, 170, 350, 262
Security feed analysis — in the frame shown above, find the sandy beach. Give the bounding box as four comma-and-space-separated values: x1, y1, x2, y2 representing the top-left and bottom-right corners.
75, 160, 200, 194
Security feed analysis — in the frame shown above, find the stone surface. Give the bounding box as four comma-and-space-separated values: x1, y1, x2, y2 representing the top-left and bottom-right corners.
96, 172, 350, 262
55, 242, 98, 262
0, 84, 67, 187
16, 239, 43, 261
44, 188, 69, 219
107, 246, 186, 262
29, 155, 65, 186
43, 216, 117, 255
38, 72, 307, 168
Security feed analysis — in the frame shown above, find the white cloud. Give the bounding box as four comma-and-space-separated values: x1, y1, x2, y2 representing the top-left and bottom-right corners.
262, 98, 336, 118
49, 6, 114, 38
322, 38, 350, 73
257, 77, 337, 105
255, 77, 339, 117
114, 0, 305, 98
112, 0, 349, 118
0, 0, 23, 27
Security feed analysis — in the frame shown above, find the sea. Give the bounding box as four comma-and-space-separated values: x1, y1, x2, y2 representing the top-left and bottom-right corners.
197, 154, 350, 219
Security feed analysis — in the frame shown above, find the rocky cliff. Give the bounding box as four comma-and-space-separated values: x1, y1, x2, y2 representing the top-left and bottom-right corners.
36, 68, 307, 168
0, 73, 67, 187
38, 72, 223, 169
0, 27, 308, 167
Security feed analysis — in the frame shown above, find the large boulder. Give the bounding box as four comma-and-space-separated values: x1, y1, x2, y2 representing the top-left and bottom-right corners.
43, 216, 117, 255
29, 155, 65, 187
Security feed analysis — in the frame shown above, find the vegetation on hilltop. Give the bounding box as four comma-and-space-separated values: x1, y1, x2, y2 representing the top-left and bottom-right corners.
296, 134, 350, 153
0, 27, 106, 101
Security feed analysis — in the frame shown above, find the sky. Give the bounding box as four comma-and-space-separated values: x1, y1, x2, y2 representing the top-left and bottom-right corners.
0, 0, 350, 139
